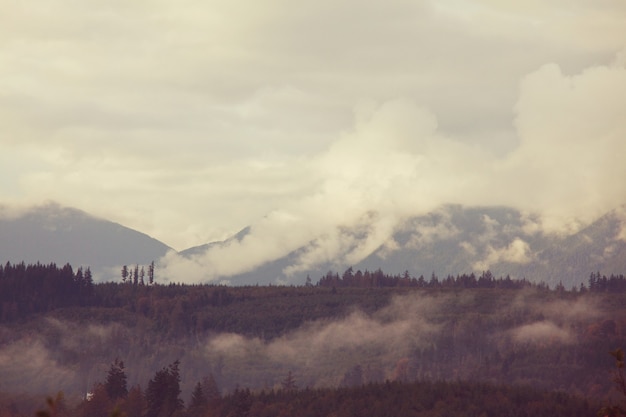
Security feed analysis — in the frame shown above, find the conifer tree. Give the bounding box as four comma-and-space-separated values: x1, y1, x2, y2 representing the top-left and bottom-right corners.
133, 265, 139, 286
281, 370, 297, 391
148, 261, 155, 285
105, 358, 128, 401
146, 361, 183, 417
189, 382, 208, 411
201, 374, 221, 402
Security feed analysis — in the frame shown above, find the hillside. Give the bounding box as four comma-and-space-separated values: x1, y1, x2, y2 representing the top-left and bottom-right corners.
181, 205, 626, 287
0, 203, 172, 281
1, 265, 625, 405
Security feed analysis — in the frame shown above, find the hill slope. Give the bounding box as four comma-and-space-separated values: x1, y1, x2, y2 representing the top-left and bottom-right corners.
0, 203, 172, 281
180, 205, 626, 287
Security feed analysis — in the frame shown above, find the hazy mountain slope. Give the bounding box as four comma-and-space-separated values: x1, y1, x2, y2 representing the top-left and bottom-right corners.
179, 226, 251, 257
361, 206, 626, 287
512, 208, 626, 286
0, 203, 172, 281
181, 205, 626, 287
5, 202, 622, 287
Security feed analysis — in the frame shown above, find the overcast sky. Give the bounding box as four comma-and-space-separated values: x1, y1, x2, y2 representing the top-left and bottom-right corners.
2, 0, 626, 281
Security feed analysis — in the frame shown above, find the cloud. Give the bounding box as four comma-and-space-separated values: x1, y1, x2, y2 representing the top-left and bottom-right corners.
539, 297, 602, 323
1, 0, 626, 278
413, 210, 459, 238
510, 321, 573, 345
160, 98, 492, 282
506, 296, 601, 346
615, 205, 626, 242
0, 318, 130, 395
0, 338, 77, 394
495, 54, 626, 233
473, 238, 532, 271
160, 48, 626, 283
203, 292, 443, 383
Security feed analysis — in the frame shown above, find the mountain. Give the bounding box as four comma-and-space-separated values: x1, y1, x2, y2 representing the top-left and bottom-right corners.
358, 205, 626, 287
3, 202, 624, 287
179, 226, 251, 257
181, 205, 626, 287
0, 203, 172, 281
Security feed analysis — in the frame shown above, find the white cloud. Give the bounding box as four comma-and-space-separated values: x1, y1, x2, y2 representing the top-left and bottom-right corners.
510, 321, 573, 345
473, 238, 532, 271
406, 213, 460, 250
615, 205, 626, 242
160, 47, 626, 282
1, 0, 625, 279
495, 54, 626, 233
205, 292, 441, 374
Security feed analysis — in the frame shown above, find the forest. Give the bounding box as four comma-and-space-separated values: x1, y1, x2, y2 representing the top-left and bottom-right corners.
1, 262, 625, 416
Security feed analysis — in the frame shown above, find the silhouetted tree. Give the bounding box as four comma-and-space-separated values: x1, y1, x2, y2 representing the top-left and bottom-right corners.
133, 265, 139, 286
188, 382, 208, 414
105, 358, 128, 400
281, 370, 297, 391
146, 361, 183, 417
201, 374, 221, 402
148, 261, 155, 285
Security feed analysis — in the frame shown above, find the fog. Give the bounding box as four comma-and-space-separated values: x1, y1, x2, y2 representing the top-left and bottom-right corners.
156, 53, 626, 283
2, 1, 625, 258
0, 290, 605, 397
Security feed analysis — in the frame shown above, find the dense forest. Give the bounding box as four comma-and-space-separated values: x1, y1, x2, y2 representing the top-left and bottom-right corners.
1, 262, 625, 416
30, 372, 601, 417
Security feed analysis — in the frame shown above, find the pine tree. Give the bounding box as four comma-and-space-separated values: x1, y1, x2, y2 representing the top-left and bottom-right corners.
189, 382, 208, 411
84, 267, 93, 286
201, 374, 221, 401
148, 261, 155, 285
133, 265, 139, 286
146, 361, 183, 417
281, 370, 297, 391
105, 358, 128, 400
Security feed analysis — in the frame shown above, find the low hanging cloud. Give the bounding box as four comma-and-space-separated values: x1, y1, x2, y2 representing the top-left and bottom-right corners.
510, 321, 574, 345
3, 0, 625, 285
504, 293, 601, 346
204, 292, 444, 383
2, 1, 626, 278
0, 318, 130, 395
0, 338, 77, 394
160, 52, 626, 284
496, 55, 626, 233
473, 238, 532, 271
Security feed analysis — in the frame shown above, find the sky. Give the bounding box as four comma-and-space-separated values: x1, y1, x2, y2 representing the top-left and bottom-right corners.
2, 0, 626, 281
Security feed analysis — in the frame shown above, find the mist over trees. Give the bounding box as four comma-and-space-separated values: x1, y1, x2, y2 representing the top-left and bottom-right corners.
1, 262, 625, 417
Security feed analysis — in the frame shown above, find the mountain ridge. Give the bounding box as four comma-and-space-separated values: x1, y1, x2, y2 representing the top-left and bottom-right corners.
181, 204, 626, 287
2, 202, 625, 286
0, 202, 172, 281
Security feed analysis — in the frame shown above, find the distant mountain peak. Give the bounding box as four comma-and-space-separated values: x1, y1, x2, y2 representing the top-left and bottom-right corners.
171, 205, 626, 287
0, 202, 172, 282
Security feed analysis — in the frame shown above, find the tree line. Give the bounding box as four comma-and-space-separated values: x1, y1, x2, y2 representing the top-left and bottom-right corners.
0, 261, 625, 416
120, 262, 155, 286
39, 363, 598, 417
0, 261, 93, 321
317, 268, 535, 289
317, 267, 626, 292
588, 272, 626, 293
